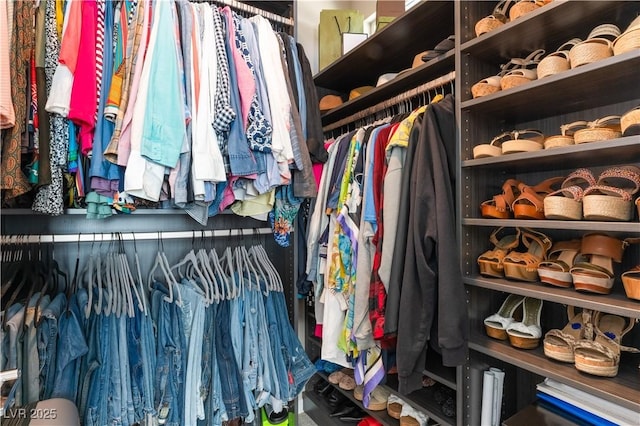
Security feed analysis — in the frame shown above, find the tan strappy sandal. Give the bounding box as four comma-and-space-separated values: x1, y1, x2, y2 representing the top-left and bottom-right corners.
569, 23, 621, 68
478, 227, 522, 278
544, 306, 594, 363
501, 129, 545, 154
622, 265, 640, 300
500, 49, 546, 90
573, 312, 640, 377
544, 120, 588, 149
475, 0, 515, 37
503, 228, 553, 282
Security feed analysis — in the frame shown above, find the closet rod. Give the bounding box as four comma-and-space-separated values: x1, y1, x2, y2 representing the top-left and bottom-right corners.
0, 228, 274, 245
208, 0, 294, 27
322, 71, 456, 132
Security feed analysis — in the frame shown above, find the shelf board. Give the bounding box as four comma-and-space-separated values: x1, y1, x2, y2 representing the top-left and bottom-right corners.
320, 50, 455, 127
303, 390, 350, 426
314, 1, 454, 92
460, 1, 639, 62
468, 333, 640, 412
315, 371, 399, 426
0, 208, 236, 216
423, 351, 457, 390
385, 374, 456, 426
464, 275, 640, 319
461, 218, 640, 234
460, 51, 640, 120
461, 136, 640, 172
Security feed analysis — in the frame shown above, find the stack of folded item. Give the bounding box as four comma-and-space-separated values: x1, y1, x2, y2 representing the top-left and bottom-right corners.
536, 378, 638, 426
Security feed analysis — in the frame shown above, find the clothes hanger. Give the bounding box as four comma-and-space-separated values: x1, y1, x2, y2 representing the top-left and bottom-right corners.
115, 233, 135, 318
130, 233, 149, 315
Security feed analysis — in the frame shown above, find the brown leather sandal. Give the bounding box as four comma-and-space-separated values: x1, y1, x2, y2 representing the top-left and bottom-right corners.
569, 233, 627, 294
512, 177, 564, 219
503, 228, 553, 281
478, 227, 522, 278
481, 178, 522, 219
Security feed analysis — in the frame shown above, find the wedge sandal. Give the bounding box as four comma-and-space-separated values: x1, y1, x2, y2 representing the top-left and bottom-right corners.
569, 23, 621, 68
613, 15, 640, 55
538, 38, 582, 79
537, 239, 582, 287
501, 129, 545, 154
543, 306, 594, 363
478, 227, 522, 278
570, 233, 626, 294
544, 120, 587, 149
621, 105, 640, 136
500, 49, 546, 90
480, 178, 522, 218
543, 168, 596, 220
506, 297, 543, 349
484, 293, 525, 340
512, 177, 563, 219
573, 115, 622, 144
471, 50, 543, 98
573, 312, 640, 377
474, 0, 514, 37
582, 165, 640, 221
503, 228, 552, 281
622, 265, 640, 300
509, 0, 544, 21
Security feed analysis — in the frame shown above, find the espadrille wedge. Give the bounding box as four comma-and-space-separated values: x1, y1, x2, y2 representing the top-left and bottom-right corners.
582, 165, 640, 221
544, 306, 594, 363
478, 227, 522, 278
570, 233, 626, 294
537, 239, 581, 287
544, 168, 596, 220
573, 312, 640, 377
503, 228, 552, 281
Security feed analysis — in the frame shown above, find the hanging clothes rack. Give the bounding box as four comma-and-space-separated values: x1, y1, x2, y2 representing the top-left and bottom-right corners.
0, 228, 275, 245
322, 71, 456, 133
207, 0, 294, 27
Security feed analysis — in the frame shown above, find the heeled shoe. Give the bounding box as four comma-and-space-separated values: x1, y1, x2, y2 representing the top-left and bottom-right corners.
506, 297, 543, 349
622, 265, 640, 300
543, 306, 594, 363
512, 177, 564, 220
569, 233, 626, 294
480, 178, 522, 218
503, 228, 552, 282
477, 227, 521, 278
537, 239, 581, 288
484, 293, 525, 340
574, 312, 640, 377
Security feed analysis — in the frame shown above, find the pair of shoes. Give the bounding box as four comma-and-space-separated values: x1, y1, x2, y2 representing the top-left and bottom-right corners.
545, 165, 640, 221
545, 310, 639, 377
432, 384, 456, 418
473, 129, 546, 158
314, 378, 334, 397
478, 227, 552, 282
484, 294, 543, 349
330, 403, 364, 421
471, 49, 546, 98
328, 368, 356, 390
387, 394, 429, 425
480, 177, 563, 219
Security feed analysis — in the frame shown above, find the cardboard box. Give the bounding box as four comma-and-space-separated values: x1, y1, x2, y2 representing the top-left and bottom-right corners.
376, 1, 405, 18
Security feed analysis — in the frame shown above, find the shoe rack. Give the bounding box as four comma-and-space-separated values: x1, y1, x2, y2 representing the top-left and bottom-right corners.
456, 1, 640, 424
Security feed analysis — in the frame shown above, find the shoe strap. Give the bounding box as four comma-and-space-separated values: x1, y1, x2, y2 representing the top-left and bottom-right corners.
519, 227, 552, 252
587, 23, 621, 41
562, 168, 596, 188
556, 37, 583, 52
597, 165, 640, 195
559, 121, 588, 136
582, 115, 621, 130
580, 233, 625, 262
488, 226, 521, 248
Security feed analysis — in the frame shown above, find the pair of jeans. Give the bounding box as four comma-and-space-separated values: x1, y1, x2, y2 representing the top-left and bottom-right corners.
216, 299, 248, 420
199, 302, 227, 426
37, 292, 66, 400
128, 301, 156, 424
177, 282, 206, 425
248, 285, 277, 410
152, 284, 186, 426
23, 293, 48, 404
83, 314, 111, 426
272, 291, 315, 398
117, 314, 136, 426
51, 294, 88, 402
262, 291, 290, 406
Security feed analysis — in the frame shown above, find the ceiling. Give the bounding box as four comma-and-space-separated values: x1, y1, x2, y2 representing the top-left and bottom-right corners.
243, 1, 293, 18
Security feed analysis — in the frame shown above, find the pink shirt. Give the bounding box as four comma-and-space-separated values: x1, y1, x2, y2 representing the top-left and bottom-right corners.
68, 0, 98, 155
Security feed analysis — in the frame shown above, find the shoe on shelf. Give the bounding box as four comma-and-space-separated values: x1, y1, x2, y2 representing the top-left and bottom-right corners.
538, 38, 582, 79
399, 402, 429, 426
328, 368, 354, 384
573, 312, 640, 377
569, 23, 621, 69
543, 168, 596, 220
500, 49, 546, 90
512, 177, 564, 220
570, 233, 626, 294
480, 178, 522, 218
475, 0, 514, 37
500, 129, 545, 155
622, 265, 640, 300
573, 115, 622, 144
484, 293, 526, 340
543, 306, 594, 363
537, 239, 581, 287
387, 394, 404, 419
478, 227, 522, 278
503, 228, 552, 282
582, 165, 640, 221
506, 297, 543, 349
509, 0, 543, 21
